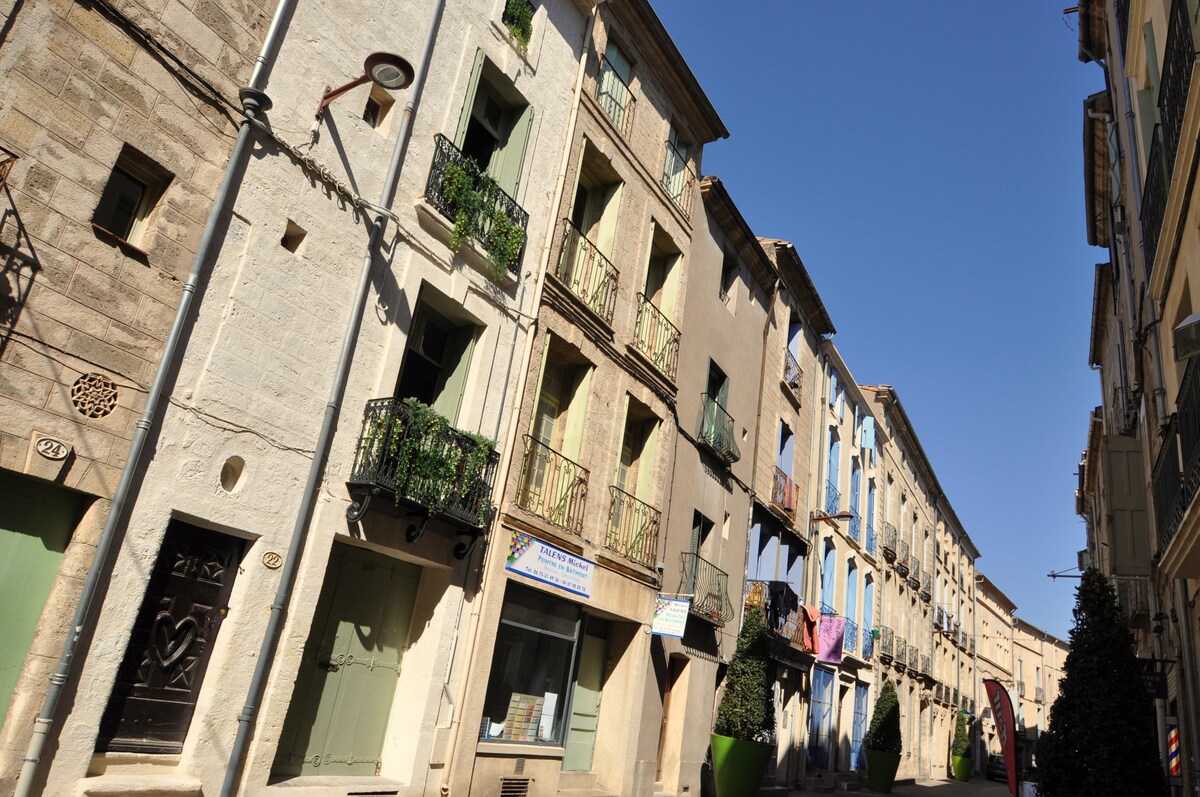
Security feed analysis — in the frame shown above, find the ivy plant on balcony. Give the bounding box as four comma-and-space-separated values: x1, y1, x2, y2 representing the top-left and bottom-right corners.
366, 398, 496, 527
440, 160, 525, 281
502, 0, 533, 53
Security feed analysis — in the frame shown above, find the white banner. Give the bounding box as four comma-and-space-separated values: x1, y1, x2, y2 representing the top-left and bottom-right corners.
652, 596, 690, 637
505, 530, 593, 597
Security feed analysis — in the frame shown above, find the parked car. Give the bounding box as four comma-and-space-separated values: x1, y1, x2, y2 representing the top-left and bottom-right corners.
986, 754, 1008, 781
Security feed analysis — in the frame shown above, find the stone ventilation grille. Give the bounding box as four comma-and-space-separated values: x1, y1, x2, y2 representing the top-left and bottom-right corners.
499, 778, 531, 797
71, 373, 118, 418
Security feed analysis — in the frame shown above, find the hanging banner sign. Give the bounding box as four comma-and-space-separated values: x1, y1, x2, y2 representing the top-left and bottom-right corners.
984, 678, 1019, 797
652, 596, 691, 638
505, 530, 593, 597
817, 616, 846, 664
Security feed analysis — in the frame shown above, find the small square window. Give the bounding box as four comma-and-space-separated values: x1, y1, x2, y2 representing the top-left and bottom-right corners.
93, 146, 171, 247
363, 84, 395, 130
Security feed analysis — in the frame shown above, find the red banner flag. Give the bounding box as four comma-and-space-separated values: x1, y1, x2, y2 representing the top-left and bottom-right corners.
984, 678, 1018, 797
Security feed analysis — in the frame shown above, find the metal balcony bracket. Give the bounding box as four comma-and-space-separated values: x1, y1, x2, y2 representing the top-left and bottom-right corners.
453, 526, 486, 560
346, 487, 380, 523
406, 515, 432, 544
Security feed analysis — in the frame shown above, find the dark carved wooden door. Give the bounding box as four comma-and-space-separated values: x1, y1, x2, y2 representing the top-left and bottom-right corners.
96, 520, 245, 753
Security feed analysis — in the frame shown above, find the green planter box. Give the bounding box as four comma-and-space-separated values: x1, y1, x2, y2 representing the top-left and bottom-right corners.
710, 733, 773, 797
864, 749, 901, 793
952, 755, 972, 782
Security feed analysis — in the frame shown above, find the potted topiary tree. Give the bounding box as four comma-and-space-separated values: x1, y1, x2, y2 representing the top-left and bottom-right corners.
710, 606, 774, 797
863, 680, 902, 793
951, 710, 972, 782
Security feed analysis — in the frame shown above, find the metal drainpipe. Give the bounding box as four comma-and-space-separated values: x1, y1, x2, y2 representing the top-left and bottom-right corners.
808, 354, 829, 607
218, 4, 443, 795
11, 8, 290, 794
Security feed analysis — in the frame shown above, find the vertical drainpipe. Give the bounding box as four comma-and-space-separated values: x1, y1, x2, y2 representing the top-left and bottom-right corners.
218, 4, 444, 795
11, 2, 292, 792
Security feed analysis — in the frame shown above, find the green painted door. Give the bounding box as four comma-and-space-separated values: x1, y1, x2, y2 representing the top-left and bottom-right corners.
273, 544, 420, 776
562, 633, 606, 771
0, 472, 91, 721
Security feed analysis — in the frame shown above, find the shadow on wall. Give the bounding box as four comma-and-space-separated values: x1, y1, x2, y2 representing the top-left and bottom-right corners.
0, 175, 40, 361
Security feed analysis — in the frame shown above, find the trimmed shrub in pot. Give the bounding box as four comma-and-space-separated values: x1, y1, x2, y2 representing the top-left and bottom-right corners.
863, 679, 902, 793
951, 710, 972, 782
710, 606, 774, 797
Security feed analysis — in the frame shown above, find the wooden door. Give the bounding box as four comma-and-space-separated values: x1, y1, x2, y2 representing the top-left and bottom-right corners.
562, 632, 605, 771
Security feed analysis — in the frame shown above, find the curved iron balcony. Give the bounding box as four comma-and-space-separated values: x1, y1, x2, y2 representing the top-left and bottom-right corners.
895, 539, 910, 577
517, 435, 589, 534
844, 619, 859, 655
605, 485, 660, 568
596, 53, 636, 137
771, 467, 798, 521
881, 521, 897, 561
906, 555, 921, 589
920, 571, 933, 601
879, 626, 894, 659
848, 509, 862, 546
634, 294, 681, 381
555, 218, 619, 323
862, 628, 875, 661
895, 637, 908, 668
681, 551, 733, 625
425, 134, 529, 275
346, 397, 500, 556
865, 522, 877, 558
661, 139, 695, 219
824, 480, 840, 516
698, 394, 740, 464
783, 349, 803, 402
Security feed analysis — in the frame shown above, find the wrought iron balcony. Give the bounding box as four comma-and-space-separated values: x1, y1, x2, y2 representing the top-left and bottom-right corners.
881, 521, 897, 561
425, 134, 529, 275
819, 601, 835, 616
906, 555, 921, 589
952, 687, 960, 707
895, 637, 908, 668
907, 645, 918, 671
1154, 413, 1184, 554
596, 52, 636, 137
862, 628, 875, 661
1113, 576, 1151, 624
920, 570, 933, 601
698, 394, 740, 464
879, 626, 894, 659
1142, 125, 1168, 275
554, 218, 618, 323
1174, 358, 1200, 553
681, 551, 733, 625
661, 139, 695, 219
517, 435, 589, 534
865, 522, 877, 558
771, 467, 799, 520
934, 683, 944, 703
783, 349, 803, 403
606, 485, 659, 568
920, 654, 931, 677
0, 145, 16, 190
634, 294, 681, 381
895, 540, 910, 577
346, 398, 500, 555
745, 580, 816, 653
1159, 0, 1195, 179
934, 606, 945, 628
844, 619, 859, 655
848, 510, 862, 546
824, 480, 840, 515
1036, 686, 1045, 703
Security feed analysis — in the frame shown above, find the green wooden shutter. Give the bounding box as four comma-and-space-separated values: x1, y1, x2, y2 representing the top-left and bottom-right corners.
454, 50, 485, 147
493, 104, 533, 197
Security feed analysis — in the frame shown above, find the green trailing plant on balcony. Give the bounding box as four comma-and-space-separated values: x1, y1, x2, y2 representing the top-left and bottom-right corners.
440, 160, 523, 281
485, 207, 525, 278
502, 0, 533, 53
440, 160, 483, 254
367, 398, 496, 527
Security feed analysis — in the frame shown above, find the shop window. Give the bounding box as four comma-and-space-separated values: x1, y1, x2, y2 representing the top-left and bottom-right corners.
481, 583, 582, 744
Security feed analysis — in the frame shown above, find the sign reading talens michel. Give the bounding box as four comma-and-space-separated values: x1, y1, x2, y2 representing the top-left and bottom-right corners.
506, 531, 594, 597
651, 596, 691, 638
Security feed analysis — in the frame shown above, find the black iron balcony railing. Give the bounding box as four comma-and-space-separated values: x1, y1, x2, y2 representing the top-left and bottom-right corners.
1153, 413, 1185, 554
745, 580, 816, 654
771, 467, 798, 520
819, 601, 835, 616
920, 570, 933, 601
699, 394, 740, 464
848, 509, 862, 546
906, 555, 921, 589
934, 683, 945, 703
661, 139, 695, 219
634, 294, 681, 381
865, 522, 877, 558
346, 398, 500, 553
596, 53, 636, 137
824, 480, 840, 515
952, 687, 960, 707
881, 521, 897, 561
862, 628, 875, 660
1171, 358, 1200, 555
844, 619, 859, 655
879, 626, 894, 659
517, 435, 589, 533
1159, 0, 1195, 179
1142, 125, 1168, 275
934, 606, 945, 628
425, 134, 529, 275
555, 219, 618, 322
606, 485, 660, 568
895, 540, 910, 577
1036, 686, 1045, 703
783, 349, 803, 403
1113, 575, 1151, 624
907, 645, 918, 671
681, 551, 733, 625
920, 654, 931, 677
895, 638, 908, 668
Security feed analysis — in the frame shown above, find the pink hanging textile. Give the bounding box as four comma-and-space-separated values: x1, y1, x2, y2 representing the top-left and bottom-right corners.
800, 605, 821, 653
817, 616, 846, 664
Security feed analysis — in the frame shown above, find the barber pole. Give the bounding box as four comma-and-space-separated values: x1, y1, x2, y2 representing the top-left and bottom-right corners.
1169, 724, 1181, 776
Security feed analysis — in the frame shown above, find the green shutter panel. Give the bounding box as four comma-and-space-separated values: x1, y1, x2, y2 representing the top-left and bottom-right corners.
454, 50, 485, 148
493, 104, 533, 198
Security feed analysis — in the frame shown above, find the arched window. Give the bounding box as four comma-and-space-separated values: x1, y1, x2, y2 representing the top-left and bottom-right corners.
820, 539, 837, 614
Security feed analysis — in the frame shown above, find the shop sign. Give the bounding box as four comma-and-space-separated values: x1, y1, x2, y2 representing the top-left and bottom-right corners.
651, 596, 690, 637
506, 530, 593, 597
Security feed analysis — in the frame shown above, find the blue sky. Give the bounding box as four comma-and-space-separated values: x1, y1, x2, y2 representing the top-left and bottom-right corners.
651, 2, 1104, 639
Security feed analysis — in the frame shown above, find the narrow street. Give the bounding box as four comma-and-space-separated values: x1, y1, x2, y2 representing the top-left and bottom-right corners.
788, 778, 1015, 796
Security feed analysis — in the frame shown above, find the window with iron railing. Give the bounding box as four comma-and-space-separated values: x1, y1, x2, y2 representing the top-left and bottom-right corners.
698, 393, 740, 464
661, 127, 694, 218
554, 218, 618, 322
681, 551, 733, 625
517, 435, 589, 533
596, 46, 635, 137
606, 486, 659, 568
771, 467, 798, 520
634, 294, 680, 381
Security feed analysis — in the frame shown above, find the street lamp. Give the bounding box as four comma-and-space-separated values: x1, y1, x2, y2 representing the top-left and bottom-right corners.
315, 52, 415, 120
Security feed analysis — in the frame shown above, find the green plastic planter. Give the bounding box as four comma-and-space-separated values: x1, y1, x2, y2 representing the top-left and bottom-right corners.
710, 733, 773, 797
864, 749, 901, 793
951, 755, 972, 782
